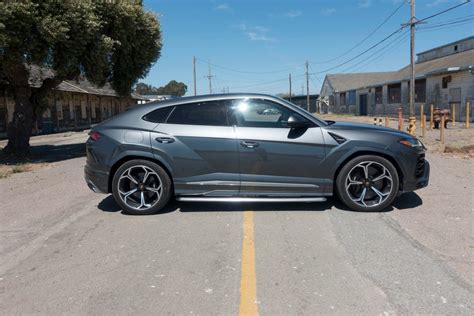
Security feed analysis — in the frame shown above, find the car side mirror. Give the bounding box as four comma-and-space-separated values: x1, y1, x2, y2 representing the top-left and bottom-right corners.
287, 114, 310, 129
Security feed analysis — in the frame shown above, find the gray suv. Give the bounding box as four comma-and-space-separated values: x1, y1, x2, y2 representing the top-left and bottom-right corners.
85, 93, 429, 215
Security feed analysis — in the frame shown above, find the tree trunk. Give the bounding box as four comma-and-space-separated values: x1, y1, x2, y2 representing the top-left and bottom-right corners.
4, 66, 34, 156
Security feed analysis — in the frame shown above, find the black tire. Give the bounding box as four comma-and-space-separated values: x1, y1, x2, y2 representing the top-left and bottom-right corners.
336, 155, 399, 212
112, 159, 172, 215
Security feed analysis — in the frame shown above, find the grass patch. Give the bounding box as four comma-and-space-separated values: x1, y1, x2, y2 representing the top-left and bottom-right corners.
444, 144, 474, 155
0, 163, 35, 179
11, 164, 28, 173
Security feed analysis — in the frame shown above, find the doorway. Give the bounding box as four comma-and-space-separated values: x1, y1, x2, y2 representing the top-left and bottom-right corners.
359, 94, 368, 116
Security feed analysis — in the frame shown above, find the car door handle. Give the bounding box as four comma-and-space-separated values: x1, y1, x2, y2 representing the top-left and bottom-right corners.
241, 141, 259, 148
155, 137, 175, 144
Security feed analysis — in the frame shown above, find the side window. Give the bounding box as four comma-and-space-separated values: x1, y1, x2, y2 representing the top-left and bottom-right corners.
142, 106, 174, 123
166, 101, 229, 126
229, 98, 297, 128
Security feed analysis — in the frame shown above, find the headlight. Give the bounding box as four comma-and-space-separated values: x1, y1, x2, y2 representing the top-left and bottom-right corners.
399, 138, 423, 148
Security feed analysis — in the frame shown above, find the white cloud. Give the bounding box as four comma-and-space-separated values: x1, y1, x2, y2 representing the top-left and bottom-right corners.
285, 10, 302, 18
358, 0, 372, 8
237, 23, 276, 42
247, 32, 276, 42
320, 8, 336, 16
216, 3, 230, 11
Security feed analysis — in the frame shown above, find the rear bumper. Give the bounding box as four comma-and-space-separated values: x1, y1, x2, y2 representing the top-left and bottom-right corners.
402, 160, 430, 192
84, 164, 109, 194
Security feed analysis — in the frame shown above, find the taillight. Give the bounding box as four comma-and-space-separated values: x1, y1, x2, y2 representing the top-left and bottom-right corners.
89, 131, 101, 142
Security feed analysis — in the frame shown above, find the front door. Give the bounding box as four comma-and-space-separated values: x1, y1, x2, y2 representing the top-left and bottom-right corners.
150, 100, 239, 197
228, 98, 326, 197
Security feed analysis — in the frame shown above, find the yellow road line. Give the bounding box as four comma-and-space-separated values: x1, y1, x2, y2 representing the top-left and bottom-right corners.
239, 210, 259, 316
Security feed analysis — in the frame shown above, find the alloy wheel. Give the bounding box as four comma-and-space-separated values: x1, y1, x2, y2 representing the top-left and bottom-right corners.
345, 161, 393, 208
117, 165, 163, 210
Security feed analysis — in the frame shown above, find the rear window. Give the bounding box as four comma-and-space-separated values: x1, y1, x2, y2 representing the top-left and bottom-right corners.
166, 101, 228, 126
142, 106, 174, 123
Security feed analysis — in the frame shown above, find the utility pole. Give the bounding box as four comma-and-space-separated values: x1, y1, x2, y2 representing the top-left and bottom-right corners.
306, 60, 310, 111
206, 60, 214, 94
193, 56, 197, 96
289, 73, 292, 102
408, 0, 417, 135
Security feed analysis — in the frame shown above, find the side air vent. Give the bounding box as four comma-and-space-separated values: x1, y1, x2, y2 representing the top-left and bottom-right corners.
328, 132, 347, 144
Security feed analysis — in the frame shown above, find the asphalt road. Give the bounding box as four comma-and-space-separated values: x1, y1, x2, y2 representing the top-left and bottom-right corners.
0, 136, 472, 314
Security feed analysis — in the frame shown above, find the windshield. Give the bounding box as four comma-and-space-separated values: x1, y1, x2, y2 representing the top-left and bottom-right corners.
276, 97, 328, 126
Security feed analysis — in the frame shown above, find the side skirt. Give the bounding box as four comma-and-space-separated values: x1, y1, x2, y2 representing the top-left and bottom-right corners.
175, 197, 327, 203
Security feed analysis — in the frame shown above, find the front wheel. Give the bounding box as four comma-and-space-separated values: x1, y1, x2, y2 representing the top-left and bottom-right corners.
112, 160, 172, 215
336, 155, 399, 212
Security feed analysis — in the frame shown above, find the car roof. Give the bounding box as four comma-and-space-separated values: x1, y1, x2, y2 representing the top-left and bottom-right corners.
148, 93, 281, 107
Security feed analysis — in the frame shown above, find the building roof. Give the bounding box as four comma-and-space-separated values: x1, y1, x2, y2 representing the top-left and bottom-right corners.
323, 47, 474, 93
324, 72, 398, 93
416, 35, 474, 56
26, 65, 146, 100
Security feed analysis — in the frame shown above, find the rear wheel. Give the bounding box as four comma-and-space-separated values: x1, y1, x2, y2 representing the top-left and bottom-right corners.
336, 155, 399, 212
112, 160, 172, 215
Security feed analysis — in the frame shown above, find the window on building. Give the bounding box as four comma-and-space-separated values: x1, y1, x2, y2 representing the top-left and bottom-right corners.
454, 45, 458, 52
167, 100, 229, 126
388, 83, 401, 104
442, 76, 451, 89
449, 88, 461, 103
348, 90, 356, 105
375, 87, 383, 104
339, 92, 346, 106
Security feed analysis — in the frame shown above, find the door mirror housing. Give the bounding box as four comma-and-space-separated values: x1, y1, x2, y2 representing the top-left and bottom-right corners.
287, 114, 310, 129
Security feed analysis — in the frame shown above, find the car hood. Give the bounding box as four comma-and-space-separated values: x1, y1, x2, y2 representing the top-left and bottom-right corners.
325, 121, 412, 138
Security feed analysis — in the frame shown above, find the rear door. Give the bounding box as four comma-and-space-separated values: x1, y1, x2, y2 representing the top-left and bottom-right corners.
229, 98, 327, 197
149, 100, 239, 197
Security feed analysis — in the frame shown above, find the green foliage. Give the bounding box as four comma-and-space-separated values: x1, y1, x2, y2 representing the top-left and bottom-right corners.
135, 80, 188, 96
0, 0, 162, 95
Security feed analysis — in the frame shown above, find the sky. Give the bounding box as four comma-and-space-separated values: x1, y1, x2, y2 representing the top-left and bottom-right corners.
142, 0, 473, 96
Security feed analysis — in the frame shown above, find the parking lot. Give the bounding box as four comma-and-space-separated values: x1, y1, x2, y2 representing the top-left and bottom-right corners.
0, 131, 472, 315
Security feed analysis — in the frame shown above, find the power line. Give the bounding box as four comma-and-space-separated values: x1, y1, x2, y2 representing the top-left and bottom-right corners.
310, 27, 406, 75
418, 17, 474, 30
228, 74, 306, 90
195, 57, 302, 75
418, 19, 474, 32
421, 14, 474, 26
416, 0, 471, 24
310, 0, 406, 65
340, 29, 410, 73
309, 0, 471, 76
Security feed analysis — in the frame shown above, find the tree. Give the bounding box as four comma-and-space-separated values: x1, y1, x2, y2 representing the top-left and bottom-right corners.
134, 82, 157, 95
134, 80, 188, 97
156, 80, 187, 96
0, 1, 162, 155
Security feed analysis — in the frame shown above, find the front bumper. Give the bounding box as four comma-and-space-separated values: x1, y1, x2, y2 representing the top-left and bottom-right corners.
402, 160, 430, 192
84, 164, 109, 194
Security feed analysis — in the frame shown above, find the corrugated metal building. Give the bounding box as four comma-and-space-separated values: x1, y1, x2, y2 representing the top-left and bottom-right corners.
320, 36, 474, 121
